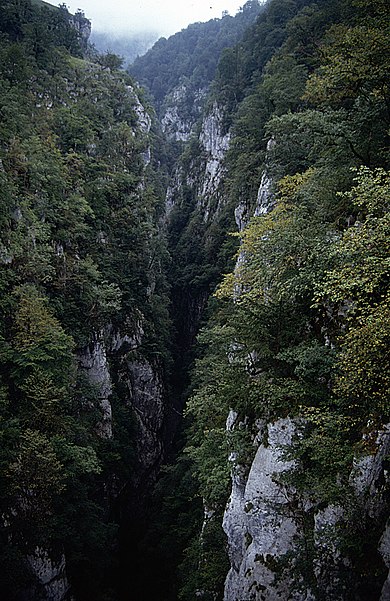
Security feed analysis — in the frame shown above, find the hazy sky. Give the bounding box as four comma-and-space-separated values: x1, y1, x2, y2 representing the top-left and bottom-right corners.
47, 1, 248, 36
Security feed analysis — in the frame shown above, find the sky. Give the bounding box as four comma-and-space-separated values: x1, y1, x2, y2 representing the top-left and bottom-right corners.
46, 0, 248, 37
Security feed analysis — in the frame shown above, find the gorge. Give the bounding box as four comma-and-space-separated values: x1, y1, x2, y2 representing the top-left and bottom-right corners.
0, 1, 389, 600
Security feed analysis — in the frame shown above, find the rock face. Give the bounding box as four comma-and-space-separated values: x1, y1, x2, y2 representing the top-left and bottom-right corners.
114, 321, 166, 478
223, 417, 313, 601
128, 85, 152, 165
225, 159, 308, 601
352, 424, 390, 507
166, 101, 230, 224
25, 548, 70, 601
254, 139, 276, 217
198, 103, 231, 212
223, 419, 390, 600
234, 138, 275, 232
78, 323, 165, 477
125, 358, 165, 477
161, 82, 207, 142
78, 336, 113, 439
69, 11, 91, 48
313, 504, 349, 599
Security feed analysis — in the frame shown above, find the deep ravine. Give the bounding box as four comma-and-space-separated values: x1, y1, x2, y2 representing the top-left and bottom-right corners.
0, 1, 389, 600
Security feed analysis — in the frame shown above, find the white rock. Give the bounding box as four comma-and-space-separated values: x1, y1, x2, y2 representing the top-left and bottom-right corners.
223, 418, 312, 601
199, 102, 230, 203
78, 337, 113, 438
27, 547, 70, 601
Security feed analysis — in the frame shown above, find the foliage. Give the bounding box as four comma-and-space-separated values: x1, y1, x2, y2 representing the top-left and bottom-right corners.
0, 1, 171, 599
316, 168, 390, 422
0, 0, 389, 599
176, 0, 390, 597
129, 1, 262, 110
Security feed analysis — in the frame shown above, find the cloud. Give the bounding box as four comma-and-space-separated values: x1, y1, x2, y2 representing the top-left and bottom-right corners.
47, 0, 246, 35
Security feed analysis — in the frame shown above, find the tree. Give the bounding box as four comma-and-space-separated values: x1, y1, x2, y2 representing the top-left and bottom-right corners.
316, 167, 390, 421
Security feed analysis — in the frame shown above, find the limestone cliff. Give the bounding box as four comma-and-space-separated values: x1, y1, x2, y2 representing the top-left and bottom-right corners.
161, 81, 207, 143
163, 98, 235, 431
69, 10, 91, 48
220, 150, 390, 600
166, 100, 230, 223
25, 549, 70, 601
223, 417, 313, 601
222, 419, 390, 601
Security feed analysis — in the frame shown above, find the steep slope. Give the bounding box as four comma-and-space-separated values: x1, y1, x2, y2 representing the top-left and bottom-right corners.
0, 2, 171, 599
164, 0, 322, 418
129, 0, 262, 142
0, 0, 389, 600
176, 0, 390, 599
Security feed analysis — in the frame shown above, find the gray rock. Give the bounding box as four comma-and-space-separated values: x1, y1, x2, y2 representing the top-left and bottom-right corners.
254, 138, 275, 217
199, 102, 230, 207
26, 547, 70, 601
125, 359, 164, 473
223, 418, 390, 600
380, 522, 390, 601
164, 101, 230, 226
78, 337, 113, 439
223, 418, 313, 601
161, 82, 207, 142
69, 12, 91, 47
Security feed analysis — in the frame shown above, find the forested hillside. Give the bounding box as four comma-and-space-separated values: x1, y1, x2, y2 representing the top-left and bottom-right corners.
129, 1, 262, 143
163, 0, 390, 599
129, 0, 262, 110
0, 1, 170, 599
0, 0, 389, 600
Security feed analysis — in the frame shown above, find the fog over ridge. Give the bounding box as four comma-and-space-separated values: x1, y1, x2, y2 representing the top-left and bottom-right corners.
47, 0, 249, 36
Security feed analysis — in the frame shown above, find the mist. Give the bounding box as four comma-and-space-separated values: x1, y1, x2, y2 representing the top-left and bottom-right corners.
47, 0, 248, 37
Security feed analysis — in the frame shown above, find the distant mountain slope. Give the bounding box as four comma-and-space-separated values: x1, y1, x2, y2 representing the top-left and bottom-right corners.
128, 0, 262, 110
91, 30, 159, 67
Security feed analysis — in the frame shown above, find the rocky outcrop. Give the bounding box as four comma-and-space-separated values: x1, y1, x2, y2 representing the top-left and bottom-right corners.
234, 137, 275, 232
223, 419, 390, 600
131, 92, 152, 136
128, 85, 152, 165
254, 138, 275, 217
161, 81, 207, 142
25, 548, 70, 601
125, 358, 165, 476
69, 11, 91, 48
166, 103, 230, 230
352, 424, 390, 510
111, 319, 164, 475
198, 102, 230, 215
78, 336, 113, 439
165, 101, 230, 223
223, 417, 314, 601
78, 321, 165, 477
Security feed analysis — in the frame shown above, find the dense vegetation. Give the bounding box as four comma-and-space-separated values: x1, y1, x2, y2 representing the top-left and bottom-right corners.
0, 1, 170, 599
129, 1, 262, 111
0, 0, 389, 600
153, 0, 390, 599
